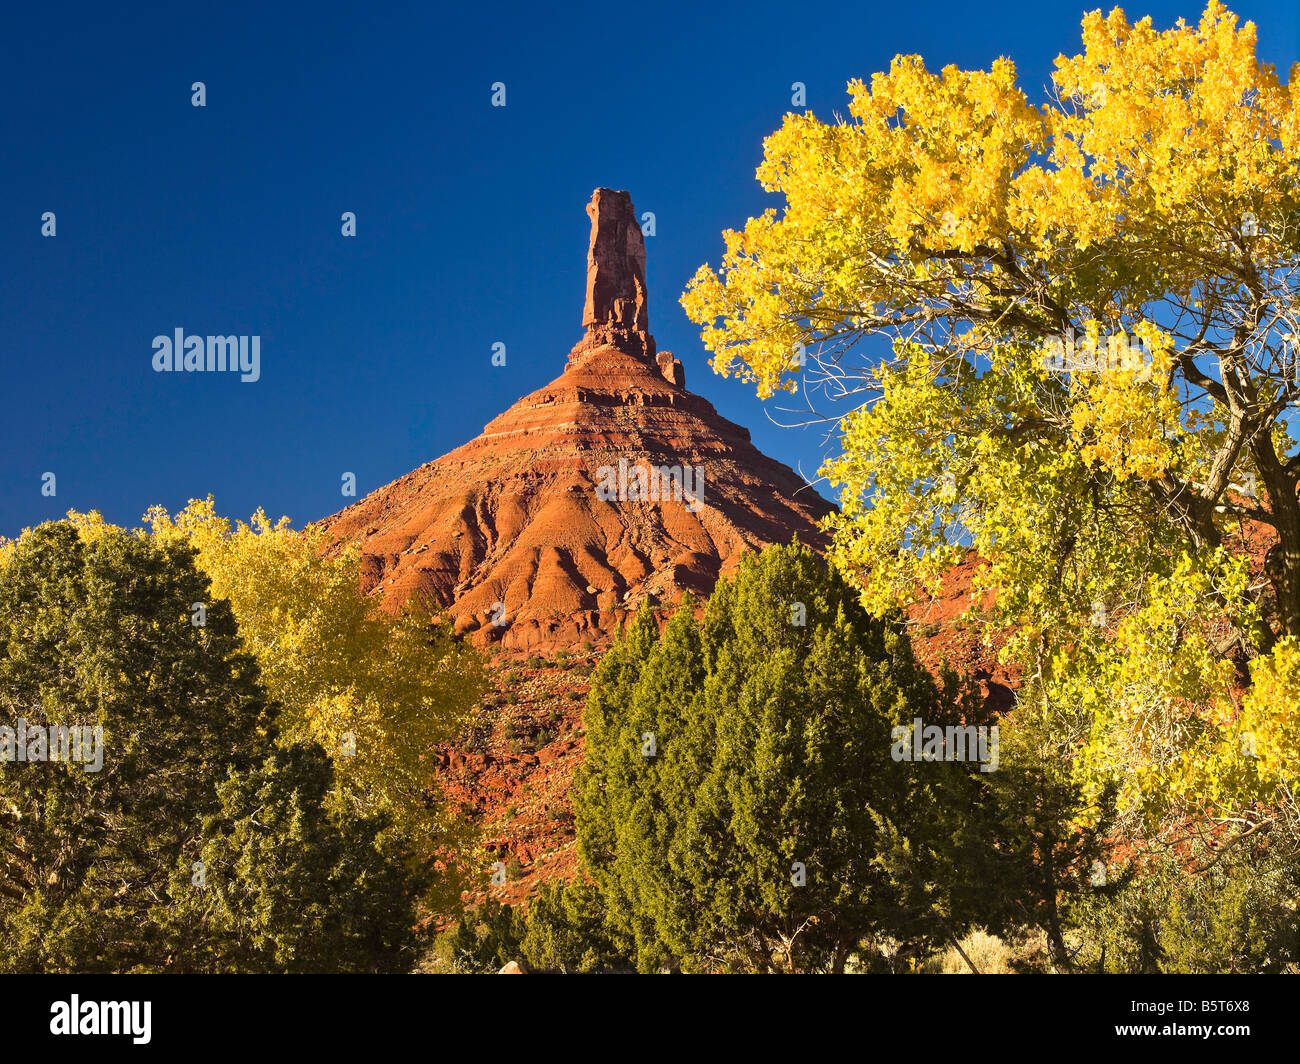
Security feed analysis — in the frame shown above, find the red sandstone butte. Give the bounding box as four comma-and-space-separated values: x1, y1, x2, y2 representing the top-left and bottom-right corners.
320, 188, 834, 649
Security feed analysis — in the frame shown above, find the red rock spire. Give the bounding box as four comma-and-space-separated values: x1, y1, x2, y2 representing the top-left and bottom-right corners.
320, 192, 834, 649
571, 189, 654, 358
570, 188, 683, 386
583, 189, 647, 334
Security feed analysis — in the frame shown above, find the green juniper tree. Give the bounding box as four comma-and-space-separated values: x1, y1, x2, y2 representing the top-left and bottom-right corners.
0, 522, 423, 972
517, 879, 629, 973
575, 539, 993, 973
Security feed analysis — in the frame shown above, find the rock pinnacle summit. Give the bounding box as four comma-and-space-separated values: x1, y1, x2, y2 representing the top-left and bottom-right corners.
580, 189, 650, 351
570, 189, 686, 388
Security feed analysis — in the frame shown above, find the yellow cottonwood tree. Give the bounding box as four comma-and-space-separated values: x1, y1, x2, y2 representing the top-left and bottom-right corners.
682, 3, 1300, 828
142, 499, 487, 836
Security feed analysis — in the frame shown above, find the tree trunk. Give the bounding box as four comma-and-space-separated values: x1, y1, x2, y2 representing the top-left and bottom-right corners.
946, 928, 982, 974
1257, 438, 1300, 640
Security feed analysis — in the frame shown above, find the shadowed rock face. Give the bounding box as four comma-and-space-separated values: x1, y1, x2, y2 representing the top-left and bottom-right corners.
321, 188, 833, 649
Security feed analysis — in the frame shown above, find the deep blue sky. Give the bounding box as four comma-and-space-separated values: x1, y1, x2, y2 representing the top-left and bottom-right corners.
2, 0, 1298, 537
